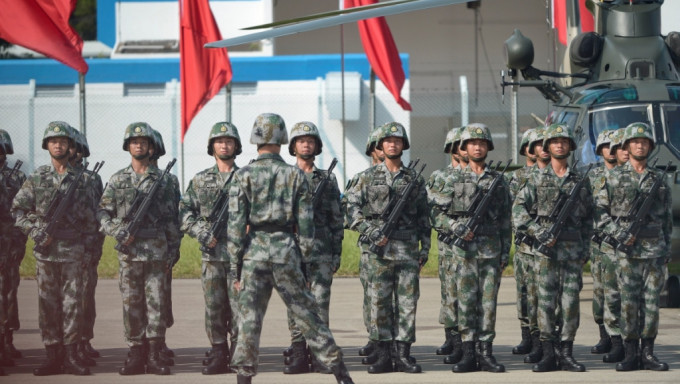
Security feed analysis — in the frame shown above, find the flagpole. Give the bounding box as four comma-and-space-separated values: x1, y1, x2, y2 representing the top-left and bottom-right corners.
226, 83, 232, 121
339, 0, 347, 186
79, 73, 86, 135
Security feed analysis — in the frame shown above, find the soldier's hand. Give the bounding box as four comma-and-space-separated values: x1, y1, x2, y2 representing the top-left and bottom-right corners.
536, 229, 556, 248
463, 231, 474, 241
624, 236, 635, 246
198, 231, 217, 248
368, 227, 387, 246
233, 280, 241, 292
123, 235, 135, 246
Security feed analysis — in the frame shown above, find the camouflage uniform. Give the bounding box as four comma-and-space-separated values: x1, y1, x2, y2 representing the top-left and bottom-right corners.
227, 113, 352, 383
593, 123, 670, 371
346, 122, 430, 374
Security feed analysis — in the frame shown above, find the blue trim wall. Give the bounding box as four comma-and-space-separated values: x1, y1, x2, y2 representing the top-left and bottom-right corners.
0, 54, 410, 85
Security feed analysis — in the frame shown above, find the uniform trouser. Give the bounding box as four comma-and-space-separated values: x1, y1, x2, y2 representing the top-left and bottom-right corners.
514, 250, 537, 331
369, 257, 420, 343
80, 258, 99, 341
118, 259, 166, 347
233, 259, 343, 376
36, 260, 82, 346
455, 256, 501, 343
601, 248, 621, 336
618, 256, 666, 340
438, 246, 458, 332
288, 261, 334, 342
590, 242, 605, 325
0, 263, 21, 333
201, 261, 234, 345
535, 256, 582, 342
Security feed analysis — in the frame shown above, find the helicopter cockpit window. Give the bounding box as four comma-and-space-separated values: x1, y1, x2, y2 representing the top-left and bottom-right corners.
583, 105, 651, 163
667, 85, 680, 101
575, 86, 638, 106
662, 104, 680, 155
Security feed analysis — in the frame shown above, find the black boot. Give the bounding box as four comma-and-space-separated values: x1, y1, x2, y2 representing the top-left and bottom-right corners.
479, 342, 505, 372
119, 345, 146, 375
560, 341, 585, 372
146, 338, 171, 375
33, 344, 62, 376
202, 343, 230, 375
82, 340, 100, 358
513, 326, 532, 355
532, 341, 557, 372
160, 340, 174, 358
616, 339, 639, 371
202, 348, 213, 366
361, 343, 379, 365
390, 340, 416, 364
640, 338, 668, 371
603, 335, 624, 363
452, 341, 477, 373
283, 341, 309, 374
5, 330, 21, 359
367, 341, 393, 374
332, 361, 355, 384
310, 352, 333, 374
282, 343, 294, 357
436, 327, 455, 355
524, 331, 542, 364
443, 333, 463, 364
591, 323, 612, 354
62, 343, 91, 375
77, 340, 97, 367
0, 334, 13, 367
237, 374, 252, 384
394, 341, 422, 373
359, 340, 375, 356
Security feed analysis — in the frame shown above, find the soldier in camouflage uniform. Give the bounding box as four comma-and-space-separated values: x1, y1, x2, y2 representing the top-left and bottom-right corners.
434, 124, 510, 373
179, 122, 241, 375
594, 123, 670, 372
98, 122, 181, 376
0, 130, 27, 372
513, 123, 592, 372
346, 122, 430, 374
610, 128, 630, 166
282, 122, 344, 375
227, 113, 354, 384
11, 122, 95, 376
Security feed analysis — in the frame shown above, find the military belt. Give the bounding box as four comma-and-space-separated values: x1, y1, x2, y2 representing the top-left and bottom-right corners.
557, 231, 580, 241
637, 225, 661, 239
515, 232, 533, 247
473, 225, 497, 237
591, 232, 603, 245
389, 229, 414, 241
135, 229, 159, 239
250, 224, 294, 233
52, 228, 80, 240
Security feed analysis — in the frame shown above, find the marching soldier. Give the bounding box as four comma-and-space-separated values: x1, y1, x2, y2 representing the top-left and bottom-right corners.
179, 122, 242, 375
346, 122, 430, 374
12, 122, 95, 376
594, 122, 670, 371
513, 123, 593, 373
98, 122, 181, 375
227, 113, 354, 384
282, 122, 343, 375
0, 130, 27, 372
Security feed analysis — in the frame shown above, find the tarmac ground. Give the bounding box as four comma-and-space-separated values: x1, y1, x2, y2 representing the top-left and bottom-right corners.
5, 276, 680, 383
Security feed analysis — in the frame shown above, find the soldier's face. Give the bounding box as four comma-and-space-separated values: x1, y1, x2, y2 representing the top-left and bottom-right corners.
47, 137, 70, 160
294, 136, 316, 160
524, 145, 537, 162
601, 145, 616, 164
615, 147, 629, 164
626, 138, 651, 160
533, 142, 550, 163
465, 139, 488, 162
129, 137, 150, 160
457, 145, 469, 163
381, 137, 403, 159
213, 137, 236, 160
548, 137, 570, 159
371, 147, 385, 164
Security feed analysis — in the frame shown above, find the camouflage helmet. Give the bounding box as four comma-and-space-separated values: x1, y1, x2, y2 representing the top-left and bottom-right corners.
123, 122, 155, 151
519, 128, 536, 156
288, 121, 322, 156
42, 121, 75, 150
208, 122, 242, 156
150, 129, 166, 160
451, 127, 465, 154
376, 122, 410, 151
250, 113, 288, 145
595, 130, 614, 156
70, 128, 91, 158
542, 123, 576, 152
527, 127, 546, 155
443, 127, 460, 154
622, 122, 655, 151
364, 126, 382, 156
609, 127, 627, 153
0, 129, 13, 155
460, 123, 495, 151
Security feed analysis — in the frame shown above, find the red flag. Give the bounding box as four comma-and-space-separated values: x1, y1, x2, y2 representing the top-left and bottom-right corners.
345, 0, 412, 111
180, 0, 232, 142
0, 0, 88, 73
553, 0, 594, 46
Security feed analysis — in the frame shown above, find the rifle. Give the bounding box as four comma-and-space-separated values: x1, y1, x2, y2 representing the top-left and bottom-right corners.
451, 160, 511, 250
199, 171, 236, 255
535, 163, 594, 256
359, 160, 426, 257
311, 157, 338, 209
602, 161, 671, 255
8, 160, 22, 179
34, 162, 90, 254
115, 158, 177, 255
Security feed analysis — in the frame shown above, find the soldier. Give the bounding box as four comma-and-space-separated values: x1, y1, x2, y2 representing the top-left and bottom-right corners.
610, 128, 630, 166
98, 122, 181, 375
438, 124, 510, 373
506, 128, 537, 356
11, 121, 95, 376
513, 123, 592, 373
227, 113, 354, 384
346, 122, 430, 374
179, 122, 242, 375
426, 127, 462, 363
282, 122, 343, 375
0, 130, 27, 372
594, 122, 670, 372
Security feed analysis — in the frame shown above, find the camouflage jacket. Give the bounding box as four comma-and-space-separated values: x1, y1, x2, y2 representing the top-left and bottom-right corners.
507, 164, 535, 254
302, 164, 343, 264
346, 161, 431, 262
179, 164, 239, 262
11, 163, 98, 262
97, 164, 181, 262
513, 163, 593, 261
227, 153, 314, 265
0, 161, 26, 235
593, 162, 671, 259
427, 164, 457, 238
168, 171, 182, 257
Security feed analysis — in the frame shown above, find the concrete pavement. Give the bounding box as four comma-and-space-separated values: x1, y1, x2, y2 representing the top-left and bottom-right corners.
6, 276, 680, 383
